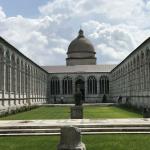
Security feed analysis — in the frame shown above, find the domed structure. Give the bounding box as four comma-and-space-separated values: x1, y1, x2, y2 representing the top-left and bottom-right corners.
66, 29, 96, 66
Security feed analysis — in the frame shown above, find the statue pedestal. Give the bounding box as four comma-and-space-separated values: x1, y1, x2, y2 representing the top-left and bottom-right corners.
71, 106, 83, 119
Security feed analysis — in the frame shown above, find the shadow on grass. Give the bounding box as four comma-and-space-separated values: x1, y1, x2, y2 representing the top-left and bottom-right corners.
117, 104, 143, 116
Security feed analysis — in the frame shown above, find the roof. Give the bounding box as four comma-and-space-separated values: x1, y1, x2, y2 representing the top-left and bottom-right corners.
0, 36, 48, 73
111, 37, 150, 72
67, 29, 95, 54
42, 64, 116, 73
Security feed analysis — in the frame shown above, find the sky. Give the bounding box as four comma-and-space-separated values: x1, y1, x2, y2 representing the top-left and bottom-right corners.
0, 0, 150, 66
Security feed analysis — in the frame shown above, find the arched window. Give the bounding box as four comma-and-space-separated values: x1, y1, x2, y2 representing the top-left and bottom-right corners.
17, 58, 20, 93
11, 55, 15, 92
141, 52, 144, 65
34, 69, 36, 95
0, 48, 4, 91
5, 51, 10, 92
35, 70, 38, 95
50, 77, 60, 95
28, 66, 30, 95
100, 76, 109, 94
21, 61, 24, 94
25, 64, 28, 94
133, 58, 136, 68
62, 77, 72, 95
137, 55, 140, 67
31, 67, 34, 96
146, 48, 150, 62
88, 76, 97, 94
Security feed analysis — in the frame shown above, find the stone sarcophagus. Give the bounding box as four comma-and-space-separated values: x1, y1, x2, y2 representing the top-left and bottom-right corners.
57, 126, 86, 150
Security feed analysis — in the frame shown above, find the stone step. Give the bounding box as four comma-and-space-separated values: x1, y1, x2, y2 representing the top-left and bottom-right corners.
2, 124, 150, 129
1, 127, 150, 134
1, 131, 150, 136
1, 119, 150, 136
0, 128, 60, 134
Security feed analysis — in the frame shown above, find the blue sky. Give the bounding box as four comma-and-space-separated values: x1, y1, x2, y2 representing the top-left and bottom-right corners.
0, 0, 150, 66
0, 0, 48, 17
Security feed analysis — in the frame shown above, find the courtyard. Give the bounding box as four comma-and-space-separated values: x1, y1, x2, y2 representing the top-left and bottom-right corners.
0, 105, 142, 120
0, 105, 148, 150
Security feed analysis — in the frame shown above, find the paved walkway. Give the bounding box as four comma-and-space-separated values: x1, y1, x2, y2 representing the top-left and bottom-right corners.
40, 103, 116, 107
1, 119, 150, 136
0, 118, 150, 128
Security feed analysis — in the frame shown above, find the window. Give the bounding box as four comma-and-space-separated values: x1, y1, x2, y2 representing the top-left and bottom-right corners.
28, 66, 30, 94
11, 55, 15, 92
88, 76, 97, 94
5, 51, 10, 92
0, 49, 3, 91
62, 77, 72, 95
25, 64, 28, 94
100, 76, 109, 94
50, 77, 60, 95
21, 61, 24, 94
17, 59, 20, 93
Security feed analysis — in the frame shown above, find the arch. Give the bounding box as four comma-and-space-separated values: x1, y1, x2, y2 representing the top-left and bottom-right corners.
75, 75, 85, 82
35, 69, 38, 95
127, 62, 130, 72
50, 76, 60, 95
62, 76, 72, 95
100, 76, 109, 94
25, 63, 28, 94
0, 48, 4, 91
21, 61, 24, 94
17, 58, 20, 93
133, 57, 136, 68
0, 47, 3, 61
137, 55, 140, 66
30, 66, 34, 96
75, 78, 85, 101
5, 51, 10, 92
87, 76, 97, 94
11, 54, 15, 92
146, 47, 150, 61
141, 51, 144, 65
28, 65, 30, 95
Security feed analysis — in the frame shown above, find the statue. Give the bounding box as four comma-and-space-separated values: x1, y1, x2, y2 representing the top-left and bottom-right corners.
74, 85, 82, 106
71, 84, 83, 119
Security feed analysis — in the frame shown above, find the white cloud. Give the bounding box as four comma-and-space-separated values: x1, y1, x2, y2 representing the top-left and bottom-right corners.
0, 0, 150, 66
0, 13, 66, 65
82, 21, 136, 64
39, 0, 150, 27
0, 6, 6, 19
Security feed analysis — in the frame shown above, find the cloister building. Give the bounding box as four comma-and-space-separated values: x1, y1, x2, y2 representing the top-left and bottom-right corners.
0, 29, 150, 108
0, 37, 48, 107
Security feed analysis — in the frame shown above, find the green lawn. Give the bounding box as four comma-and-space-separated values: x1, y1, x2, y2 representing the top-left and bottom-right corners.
0, 106, 142, 120
0, 134, 149, 150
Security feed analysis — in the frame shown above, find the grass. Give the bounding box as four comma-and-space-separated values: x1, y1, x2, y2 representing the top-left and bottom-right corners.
0, 134, 150, 150
0, 106, 142, 120
84, 106, 142, 118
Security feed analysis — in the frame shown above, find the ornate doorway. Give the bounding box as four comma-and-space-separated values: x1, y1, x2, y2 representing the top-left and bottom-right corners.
75, 79, 85, 101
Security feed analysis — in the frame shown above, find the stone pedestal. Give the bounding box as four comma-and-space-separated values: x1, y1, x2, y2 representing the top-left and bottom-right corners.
143, 108, 150, 118
57, 126, 86, 150
71, 106, 83, 119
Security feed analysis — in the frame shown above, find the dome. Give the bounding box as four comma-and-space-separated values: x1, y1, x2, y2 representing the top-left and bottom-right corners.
67, 29, 95, 54
66, 29, 96, 66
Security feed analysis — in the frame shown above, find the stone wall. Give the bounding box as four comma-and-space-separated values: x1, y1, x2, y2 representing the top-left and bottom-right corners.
0, 37, 48, 110
48, 72, 110, 103
110, 38, 150, 108
66, 58, 96, 66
